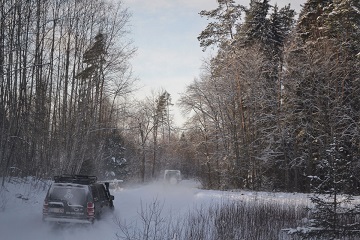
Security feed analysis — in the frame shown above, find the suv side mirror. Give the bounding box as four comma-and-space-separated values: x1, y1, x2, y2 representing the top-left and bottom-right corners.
110, 195, 114, 201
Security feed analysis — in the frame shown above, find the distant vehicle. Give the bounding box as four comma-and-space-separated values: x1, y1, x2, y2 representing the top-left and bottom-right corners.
42, 174, 114, 224
164, 170, 182, 184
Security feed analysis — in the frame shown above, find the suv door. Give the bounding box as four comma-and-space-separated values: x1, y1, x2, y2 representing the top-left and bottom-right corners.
91, 184, 112, 217
90, 185, 102, 218
97, 184, 110, 208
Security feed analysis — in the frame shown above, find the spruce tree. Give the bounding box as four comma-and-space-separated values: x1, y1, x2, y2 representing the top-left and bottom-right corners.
287, 137, 360, 239
102, 130, 127, 180
268, 4, 295, 56
240, 0, 271, 47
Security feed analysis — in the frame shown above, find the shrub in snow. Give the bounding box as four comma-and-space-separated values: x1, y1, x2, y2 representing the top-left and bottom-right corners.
115, 196, 308, 240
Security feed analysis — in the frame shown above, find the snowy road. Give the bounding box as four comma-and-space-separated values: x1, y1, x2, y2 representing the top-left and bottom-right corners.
0, 180, 200, 240
0, 179, 204, 240
0, 179, 309, 240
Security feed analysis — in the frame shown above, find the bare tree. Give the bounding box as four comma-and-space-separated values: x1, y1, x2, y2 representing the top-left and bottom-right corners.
0, 0, 136, 181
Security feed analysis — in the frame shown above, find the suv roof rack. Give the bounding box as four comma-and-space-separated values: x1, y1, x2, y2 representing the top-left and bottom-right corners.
54, 174, 97, 185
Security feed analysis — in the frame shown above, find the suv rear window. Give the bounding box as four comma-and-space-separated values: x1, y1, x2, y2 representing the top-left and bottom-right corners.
49, 186, 87, 205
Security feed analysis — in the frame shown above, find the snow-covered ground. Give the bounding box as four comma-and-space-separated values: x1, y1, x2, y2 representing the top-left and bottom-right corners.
0, 177, 310, 240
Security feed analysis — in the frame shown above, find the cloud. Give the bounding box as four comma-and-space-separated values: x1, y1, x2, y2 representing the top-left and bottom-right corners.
176, 0, 219, 10
133, 44, 200, 85
123, 0, 218, 12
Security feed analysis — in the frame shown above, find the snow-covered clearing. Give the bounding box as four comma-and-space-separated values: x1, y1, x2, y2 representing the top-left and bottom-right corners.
0, 177, 310, 240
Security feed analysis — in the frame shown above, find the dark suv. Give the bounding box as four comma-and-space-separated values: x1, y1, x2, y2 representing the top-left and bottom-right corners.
42, 175, 114, 224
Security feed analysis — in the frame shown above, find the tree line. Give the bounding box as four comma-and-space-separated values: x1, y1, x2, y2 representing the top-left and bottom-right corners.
0, 0, 184, 185
0, 0, 136, 184
179, 0, 360, 192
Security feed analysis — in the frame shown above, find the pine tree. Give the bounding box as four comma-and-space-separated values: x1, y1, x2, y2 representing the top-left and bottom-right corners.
321, 0, 360, 55
287, 138, 360, 239
236, 1, 295, 84
240, 0, 272, 47
236, 0, 295, 54
296, 0, 333, 41
198, 0, 244, 51
296, 0, 360, 55
268, 4, 296, 56
102, 130, 127, 180
151, 91, 171, 178
282, 0, 360, 193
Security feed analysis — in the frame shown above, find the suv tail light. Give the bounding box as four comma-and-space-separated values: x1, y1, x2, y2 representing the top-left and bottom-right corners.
87, 202, 95, 217
43, 200, 48, 215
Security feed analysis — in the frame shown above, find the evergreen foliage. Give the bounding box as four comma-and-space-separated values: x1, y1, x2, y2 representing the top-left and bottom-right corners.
103, 130, 127, 180
297, 0, 333, 41
287, 138, 360, 239
198, 0, 245, 50
240, 0, 272, 46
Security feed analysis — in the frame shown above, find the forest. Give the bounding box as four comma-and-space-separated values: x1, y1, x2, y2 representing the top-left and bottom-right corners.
1, 0, 360, 194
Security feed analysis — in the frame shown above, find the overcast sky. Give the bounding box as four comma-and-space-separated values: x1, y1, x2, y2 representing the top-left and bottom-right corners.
122, 0, 306, 126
